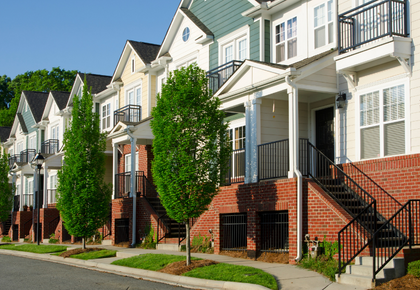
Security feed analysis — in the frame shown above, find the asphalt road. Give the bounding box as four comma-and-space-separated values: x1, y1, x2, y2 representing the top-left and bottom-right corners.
0, 254, 186, 290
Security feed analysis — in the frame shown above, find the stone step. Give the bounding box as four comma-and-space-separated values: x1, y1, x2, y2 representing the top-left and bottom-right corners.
346, 264, 395, 280
336, 273, 375, 289
156, 243, 181, 252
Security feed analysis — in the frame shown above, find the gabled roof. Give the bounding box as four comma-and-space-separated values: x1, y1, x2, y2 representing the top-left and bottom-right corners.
0, 126, 11, 143
50, 91, 70, 110
180, 8, 213, 37
111, 40, 160, 84
22, 91, 49, 123
77, 73, 112, 95
16, 113, 28, 133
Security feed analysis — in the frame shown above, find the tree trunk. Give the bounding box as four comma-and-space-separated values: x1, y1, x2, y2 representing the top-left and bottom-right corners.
82, 237, 86, 249
185, 221, 191, 266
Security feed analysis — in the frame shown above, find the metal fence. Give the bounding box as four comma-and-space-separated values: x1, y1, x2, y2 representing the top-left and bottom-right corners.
20, 149, 36, 163
41, 139, 59, 154
224, 148, 245, 185
260, 211, 289, 253
207, 61, 243, 94
115, 218, 130, 244
115, 171, 145, 198
114, 105, 142, 126
258, 139, 289, 181
221, 213, 247, 251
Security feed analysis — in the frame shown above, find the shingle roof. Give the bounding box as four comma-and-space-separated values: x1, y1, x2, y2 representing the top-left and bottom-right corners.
291, 49, 337, 69
180, 8, 213, 37
0, 126, 11, 143
16, 113, 28, 133
78, 73, 112, 95
50, 91, 70, 110
256, 0, 275, 3
23, 91, 49, 123
128, 41, 161, 65
246, 59, 289, 70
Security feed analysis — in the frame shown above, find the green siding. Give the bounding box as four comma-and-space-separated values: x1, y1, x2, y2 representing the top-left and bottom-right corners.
265, 20, 271, 63
190, 0, 257, 70
22, 109, 36, 134
250, 21, 260, 61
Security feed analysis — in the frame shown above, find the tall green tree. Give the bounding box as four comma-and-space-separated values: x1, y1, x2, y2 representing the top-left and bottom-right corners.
0, 150, 13, 224
0, 67, 78, 126
0, 75, 14, 109
151, 64, 231, 265
56, 78, 111, 249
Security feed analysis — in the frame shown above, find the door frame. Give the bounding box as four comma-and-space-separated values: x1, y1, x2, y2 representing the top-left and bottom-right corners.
311, 104, 336, 163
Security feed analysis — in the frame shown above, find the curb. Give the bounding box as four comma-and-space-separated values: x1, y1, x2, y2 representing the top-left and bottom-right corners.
0, 249, 270, 290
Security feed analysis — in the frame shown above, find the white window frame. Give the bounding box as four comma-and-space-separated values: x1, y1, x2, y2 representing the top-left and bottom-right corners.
29, 134, 36, 150
157, 75, 166, 95
51, 123, 60, 141
356, 78, 410, 160
125, 79, 143, 106
17, 142, 23, 154
101, 102, 111, 130
275, 16, 298, 63
313, 0, 334, 50
125, 152, 139, 173
218, 26, 250, 66
182, 27, 190, 42
227, 118, 246, 179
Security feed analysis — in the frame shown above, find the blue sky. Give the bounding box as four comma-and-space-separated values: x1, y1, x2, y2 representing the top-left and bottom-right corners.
0, 0, 180, 79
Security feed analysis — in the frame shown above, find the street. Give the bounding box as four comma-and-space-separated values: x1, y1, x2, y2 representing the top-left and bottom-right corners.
0, 254, 186, 290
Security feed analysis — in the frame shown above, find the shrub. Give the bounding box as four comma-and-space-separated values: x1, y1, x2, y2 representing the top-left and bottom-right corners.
49, 233, 58, 244
1, 236, 11, 242
138, 224, 156, 249
191, 233, 213, 253
408, 260, 420, 278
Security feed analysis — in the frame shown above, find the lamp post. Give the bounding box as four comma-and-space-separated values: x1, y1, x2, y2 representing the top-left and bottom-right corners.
31, 153, 44, 246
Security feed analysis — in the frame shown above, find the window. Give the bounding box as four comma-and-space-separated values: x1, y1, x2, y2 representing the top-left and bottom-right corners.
238, 39, 247, 61
17, 142, 23, 154
125, 152, 139, 172
314, 0, 333, 49
52, 125, 59, 141
227, 125, 246, 180
182, 27, 190, 42
359, 83, 406, 159
29, 135, 36, 150
16, 184, 20, 196
102, 103, 111, 130
49, 175, 58, 204
221, 36, 248, 64
229, 126, 246, 150
131, 57, 135, 73
126, 84, 142, 122
276, 17, 297, 62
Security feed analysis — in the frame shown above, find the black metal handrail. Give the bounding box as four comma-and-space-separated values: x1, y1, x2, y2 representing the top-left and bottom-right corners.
114, 171, 144, 198
224, 148, 245, 186
20, 149, 36, 163
14, 195, 20, 211
23, 218, 32, 238
258, 139, 289, 181
371, 199, 417, 280
8, 154, 21, 167
206, 60, 243, 94
338, 0, 408, 54
41, 139, 59, 155
114, 105, 141, 126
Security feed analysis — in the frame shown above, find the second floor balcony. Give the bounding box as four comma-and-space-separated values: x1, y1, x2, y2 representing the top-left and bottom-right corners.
20, 149, 36, 164
207, 60, 243, 94
114, 105, 141, 126
41, 139, 59, 155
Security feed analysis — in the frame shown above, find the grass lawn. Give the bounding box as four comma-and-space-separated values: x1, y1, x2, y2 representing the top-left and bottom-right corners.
184, 263, 278, 290
111, 253, 201, 271
70, 250, 117, 260
0, 244, 67, 253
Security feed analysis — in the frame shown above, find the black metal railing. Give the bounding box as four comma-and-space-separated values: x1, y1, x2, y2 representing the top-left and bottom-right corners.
258, 139, 289, 181
114, 105, 141, 126
20, 149, 36, 164
207, 60, 243, 94
260, 211, 289, 253
338, 0, 408, 54
48, 189, 57, 204
221, 213, 247, 251
41, 139, 59, 154
224, 148, 245, 186
115, 171, 145, 198
8, 154, 21, 167
14, 195, 20, 211
23, 194, 34, 207
299, 139, 309, 176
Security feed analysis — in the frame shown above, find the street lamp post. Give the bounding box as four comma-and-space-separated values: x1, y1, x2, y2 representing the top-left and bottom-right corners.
31, 153, 45, 246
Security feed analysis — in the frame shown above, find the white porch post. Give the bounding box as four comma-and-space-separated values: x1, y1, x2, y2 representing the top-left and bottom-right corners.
130, 136, 137, 246
43, 165, 48, 208
288, 86, 299, 178
249, 98, 262, 183
112, 142, 118, 199
244, 101, 251, 184
19, 175, 23, 211
11, 173, 16, 212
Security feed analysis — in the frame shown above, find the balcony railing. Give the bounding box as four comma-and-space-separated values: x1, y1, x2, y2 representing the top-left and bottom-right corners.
224, 148, 245, 186
339, 0, 408, 54
23, 194, 33, 207
114, 105, 141, 126
41, 139, 59, 155
20, 149, 36, 164
14, 195, 20, 211
258, 139, 289, 181
8, 154, 21, 167
115, 171, 144, 198
207, 60, 243, 94
48, 189, 57, 204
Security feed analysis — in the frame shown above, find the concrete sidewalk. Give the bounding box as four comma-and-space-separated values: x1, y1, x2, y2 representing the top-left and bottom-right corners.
0, 243, 367, 290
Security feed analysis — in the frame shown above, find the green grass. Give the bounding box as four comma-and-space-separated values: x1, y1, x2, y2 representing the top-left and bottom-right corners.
298, 256, 339, 281
70, 250, 117, 260
0, 244, 67, 253
111, 253, 201, 271
408, 260, 420, 278
184, 263, 278, 290
1, 236, 11, 242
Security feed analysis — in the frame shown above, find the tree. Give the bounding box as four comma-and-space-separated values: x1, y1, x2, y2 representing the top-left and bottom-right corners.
56, 78, 111, 249
151, 64, 231, 265
0, 149, 13, 224
0, 75, 14, 109
0, 67, 78, 126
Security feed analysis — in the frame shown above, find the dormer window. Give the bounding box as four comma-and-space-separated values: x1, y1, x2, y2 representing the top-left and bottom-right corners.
275, 17, 297, 62
314, 0, 333, 49
182, 27, 190, 42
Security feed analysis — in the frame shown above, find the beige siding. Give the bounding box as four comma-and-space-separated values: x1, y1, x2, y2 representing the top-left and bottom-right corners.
357, 61, 404, 87
411, 0, 420, 153
104, 155, 113, 184
298, 65, 337, 90
119, 50, 146, 108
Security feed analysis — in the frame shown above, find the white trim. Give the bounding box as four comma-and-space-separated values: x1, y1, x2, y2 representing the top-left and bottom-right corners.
124, 79, 143, 106
218, 25, 250, 66
131, 56, 135, 74
311, 104, 335, 154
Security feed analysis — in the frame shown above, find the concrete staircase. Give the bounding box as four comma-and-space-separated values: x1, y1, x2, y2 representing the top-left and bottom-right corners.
336, 256, 405, 288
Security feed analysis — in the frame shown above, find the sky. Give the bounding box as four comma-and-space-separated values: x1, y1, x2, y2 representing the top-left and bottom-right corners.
0, 0, 180, 79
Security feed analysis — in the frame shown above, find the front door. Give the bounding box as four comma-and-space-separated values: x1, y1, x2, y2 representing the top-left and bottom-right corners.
316, 107, 334, 162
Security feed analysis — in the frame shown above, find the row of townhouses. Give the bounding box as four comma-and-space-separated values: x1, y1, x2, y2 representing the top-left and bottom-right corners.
0, 0, 419, 286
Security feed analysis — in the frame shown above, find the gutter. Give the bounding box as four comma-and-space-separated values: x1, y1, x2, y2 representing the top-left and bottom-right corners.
285, 75, 303, 262
125, 126, 137, 248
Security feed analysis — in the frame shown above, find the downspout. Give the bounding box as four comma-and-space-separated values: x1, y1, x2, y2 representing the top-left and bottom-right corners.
9, 170, 17, 233
285, 75, 303, 262
125, 127, 137, 248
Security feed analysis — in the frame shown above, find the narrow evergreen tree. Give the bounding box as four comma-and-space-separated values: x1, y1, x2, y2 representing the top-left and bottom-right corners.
151, 64, 231, 265
0, 150, 13, 224
56, 78, 111, 249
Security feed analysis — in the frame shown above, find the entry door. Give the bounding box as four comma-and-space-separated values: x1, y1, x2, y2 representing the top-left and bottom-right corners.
315, 107, 334, 162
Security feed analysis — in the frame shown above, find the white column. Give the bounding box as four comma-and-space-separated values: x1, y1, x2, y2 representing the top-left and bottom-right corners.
148, 74, 153, 118
130, 136, 137, 246
112, 143, 119, 199
43, 165, 48, 208
11, 173, 16, 212
20, 175, 23, 211
244, 101, 251, 184
288, 87, 295, 178
249, 98, 262, 183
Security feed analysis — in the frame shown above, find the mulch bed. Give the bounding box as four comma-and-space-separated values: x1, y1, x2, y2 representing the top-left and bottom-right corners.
372, 274, 420, 289
59, 247, 105, 258
159, 259, 219, 275
220, 250, 289, 264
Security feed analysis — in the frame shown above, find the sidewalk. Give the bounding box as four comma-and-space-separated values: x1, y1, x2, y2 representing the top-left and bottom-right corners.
0, 243, 367, 290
